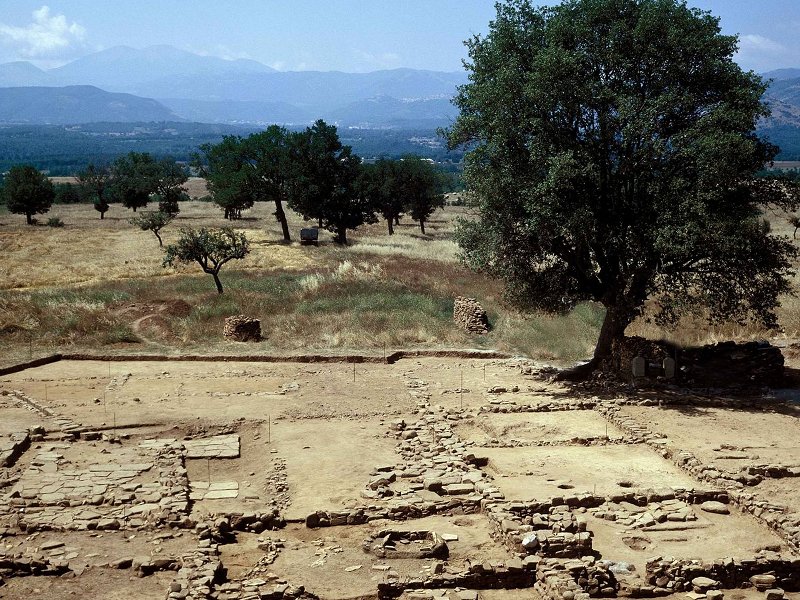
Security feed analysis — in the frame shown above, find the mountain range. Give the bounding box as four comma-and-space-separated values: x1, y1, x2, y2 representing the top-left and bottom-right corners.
0, 45, 466, 127
0, 46, 799, 158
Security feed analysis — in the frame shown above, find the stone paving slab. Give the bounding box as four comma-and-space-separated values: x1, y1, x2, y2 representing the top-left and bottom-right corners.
189, 481, 239, 501
183, 434, 240, 459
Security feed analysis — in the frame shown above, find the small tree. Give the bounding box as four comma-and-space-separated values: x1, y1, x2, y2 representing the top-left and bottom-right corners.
154, 158, 188, 216
199, 136, 256, 220
397, 156, 445, 235
77, 163, 112, 219
130, 211, 174, 246
3, 165, 55, 224
163, 227, 249, 294
288, 120, 376, 244
361, 159, 405, 234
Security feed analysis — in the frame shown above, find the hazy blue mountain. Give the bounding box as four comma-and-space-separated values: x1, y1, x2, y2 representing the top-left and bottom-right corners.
329, 95, 458, 126
134, 68, 467, 108
0, 86, 182, 124
158, 97, 312, 125
0, 46, 466, 126
47, 45, 274, 90
0, 61, 49, 87
763, 68, 800, 82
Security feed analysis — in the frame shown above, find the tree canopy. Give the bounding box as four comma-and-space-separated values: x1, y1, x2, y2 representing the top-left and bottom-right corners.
288, 119, 375, 244
110, 152, 187, 214
162, 227, 249, 294
76, 163, 112, 219
199, 126, 293, 240
130, 210, 174, 247
447, 0, 800, 374
2, 164, 55, 225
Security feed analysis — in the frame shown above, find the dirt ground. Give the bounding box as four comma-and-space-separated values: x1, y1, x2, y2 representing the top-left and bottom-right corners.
1, 357, 799, 599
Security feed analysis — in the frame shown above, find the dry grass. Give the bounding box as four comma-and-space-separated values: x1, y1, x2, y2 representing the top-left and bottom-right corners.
3, 194, 800, 367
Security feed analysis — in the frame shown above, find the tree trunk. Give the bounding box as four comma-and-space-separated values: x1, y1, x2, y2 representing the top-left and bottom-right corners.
556, 304, 630, 381
100, 211, 105, 220
155, 231, 163, 247
387, 218, 394, 235
394, 216, 400, 226
26, 212, 33, 225
318, 217, 323, 228
419, 219, 426, 235
275, 199, 291, 242
336, 226, 347, 245
212, 272, 224, 294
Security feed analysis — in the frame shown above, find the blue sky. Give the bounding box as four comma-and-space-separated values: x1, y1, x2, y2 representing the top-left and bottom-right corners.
0, 1, 798, 73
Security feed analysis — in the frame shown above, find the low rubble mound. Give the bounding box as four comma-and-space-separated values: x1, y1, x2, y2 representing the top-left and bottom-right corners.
364, 530, 449, 560
223, 315, 262, 342
454, 297, 490, 334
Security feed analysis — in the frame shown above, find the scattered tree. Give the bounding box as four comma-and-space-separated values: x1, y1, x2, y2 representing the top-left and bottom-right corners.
77, 163, 112, 219
153, 158, 189, 216
53, 182, 85, 204
288, 120, 376, 244
198, 136, 256, 220
2, 165, 55, 224
447, 0, 799, 377
162, 227, 249, 294
200, 126, 294, 239
360, 159, 406, 234
110, 152, 187, 213
130, 211, 174, 246
397, 156, 445, 235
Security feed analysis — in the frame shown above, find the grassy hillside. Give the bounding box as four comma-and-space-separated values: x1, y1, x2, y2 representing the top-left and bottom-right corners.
2, 191, 798, 369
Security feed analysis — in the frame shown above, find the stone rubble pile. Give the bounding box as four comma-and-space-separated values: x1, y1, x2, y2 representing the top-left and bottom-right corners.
453, 297, 489, 334
364, 530, 449, 560
486, 501, 593, 558
643, 553, 800, 595
223, 315, 262, 342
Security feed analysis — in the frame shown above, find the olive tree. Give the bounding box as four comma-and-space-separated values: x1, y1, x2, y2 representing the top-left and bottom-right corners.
2, 165, 54, 225
162, 227, 249, 294
447, 0, 799, 377
130, 211, 174, 246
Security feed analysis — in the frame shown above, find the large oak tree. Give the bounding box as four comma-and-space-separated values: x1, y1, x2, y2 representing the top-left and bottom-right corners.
447, 0, 799, 375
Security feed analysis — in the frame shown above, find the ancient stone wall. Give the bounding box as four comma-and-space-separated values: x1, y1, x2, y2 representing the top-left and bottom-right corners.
453, 297, 489, 334
223, 315, 262, 342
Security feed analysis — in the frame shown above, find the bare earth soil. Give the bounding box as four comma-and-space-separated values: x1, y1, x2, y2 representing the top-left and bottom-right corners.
0, 357, 799, 599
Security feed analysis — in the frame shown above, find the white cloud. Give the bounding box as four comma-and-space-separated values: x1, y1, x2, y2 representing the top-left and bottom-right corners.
0, 6, 86, 59
738, 34, 785, 54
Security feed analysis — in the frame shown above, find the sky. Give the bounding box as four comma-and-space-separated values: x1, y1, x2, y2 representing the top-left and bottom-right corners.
0, 1, 798, 74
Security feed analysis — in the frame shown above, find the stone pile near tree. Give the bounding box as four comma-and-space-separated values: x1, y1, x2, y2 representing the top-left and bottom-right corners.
453, 297, 489, 334
223, 315, 261, 342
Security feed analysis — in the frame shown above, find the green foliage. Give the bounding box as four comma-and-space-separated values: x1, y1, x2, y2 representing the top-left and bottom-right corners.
163, 227, 250, 294
46, 216, 64, 228
2, 164, 55, 224
288, 120, 376, 244
76, 163, 112, 218
110, 152, 187, 214
199, 126, 293, 239
53, 182, 86, 204
448, 0, 800, 366
130, 210, 174, 246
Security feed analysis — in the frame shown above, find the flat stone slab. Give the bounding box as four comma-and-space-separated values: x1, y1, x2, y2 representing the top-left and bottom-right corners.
183, 434, 240, 459
189, 481, 239, 500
